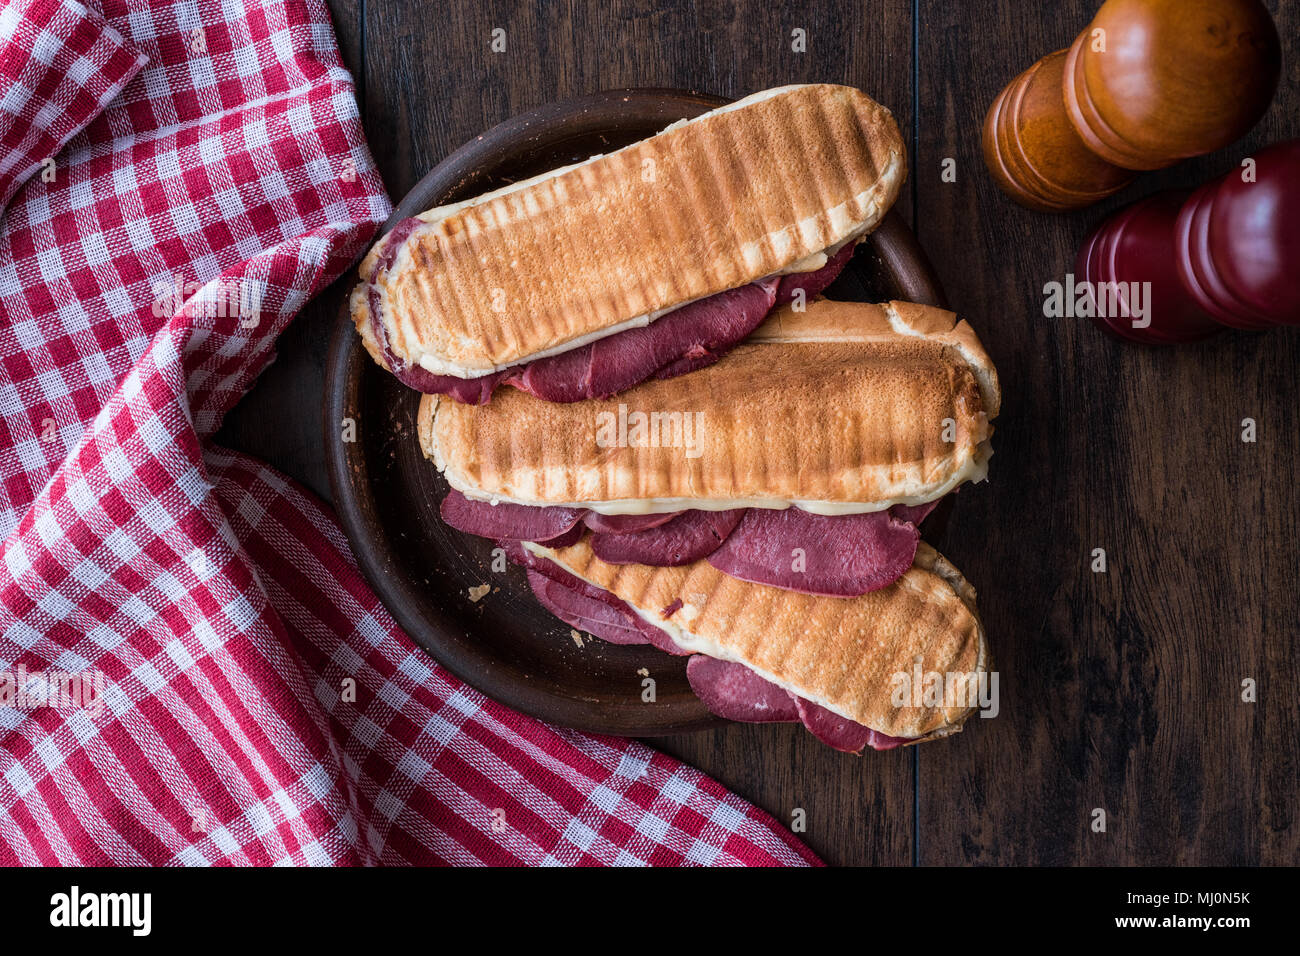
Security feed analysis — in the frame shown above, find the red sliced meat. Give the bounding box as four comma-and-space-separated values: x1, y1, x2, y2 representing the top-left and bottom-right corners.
862, 729, 909, 751
685, 656, 800, 722
526, 570, 649, 646
500, 338, 590, 403
496, 538, 534, 571
364, 221, 458, 391
448, 486, 941, 594
513, 539, 693, 655
890, 500, 939, 527
511, 280, 778, 401
792, 697, 909, 752
685, 656, 911, 751
398, 365, 509, 404
512, 539, 919, 748
773, 241, 857, 306
652, 246, 857, 379
440, 490, 586, 543
372, 218, 420, 272
520, 555, 687, 655
534, 523, 586, 548
643, 279, 780, 381
791, 697, 875, 753
629, 616, 692, 656
590, 509, 744, 566
500, 541, 624, 609
706, 506, 920, 596
582, 511, 682, 534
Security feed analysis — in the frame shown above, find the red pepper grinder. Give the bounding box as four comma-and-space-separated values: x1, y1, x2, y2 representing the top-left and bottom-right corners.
1077, 140, 1300, 343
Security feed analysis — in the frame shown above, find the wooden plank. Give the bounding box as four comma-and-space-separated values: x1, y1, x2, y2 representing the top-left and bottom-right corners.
914, 0, 1299, 864
326, 0, 364, 89
361, 0, 916, 224
360, 0, 916, 865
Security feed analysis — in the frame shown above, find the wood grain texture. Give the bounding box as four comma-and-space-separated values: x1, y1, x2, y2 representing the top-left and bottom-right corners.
219, 0, 1299, 865
916, 0, 1297, 865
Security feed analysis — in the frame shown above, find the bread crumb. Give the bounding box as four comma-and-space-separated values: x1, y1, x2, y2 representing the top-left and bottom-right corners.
570, 630, 584, 648
467, 584, 490, 602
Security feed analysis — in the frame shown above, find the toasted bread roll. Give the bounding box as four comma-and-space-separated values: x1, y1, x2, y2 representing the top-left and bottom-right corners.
419, 299, 999, 514
354, 85, 906, 379
527, 539, 988, 741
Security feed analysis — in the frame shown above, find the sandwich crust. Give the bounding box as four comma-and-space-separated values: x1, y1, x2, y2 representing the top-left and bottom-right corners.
528, 539, 988, 740
420, 299, 999, 513
354, 84, 907, 376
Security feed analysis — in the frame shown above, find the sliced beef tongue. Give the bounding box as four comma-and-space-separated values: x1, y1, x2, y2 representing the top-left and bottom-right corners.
526, 569, 649, 646
792, 697, 883, 753
686, 656, 911, 751
374, 217, 422, 272
707, 505, 922, 597
861, 728, 910, 751
645, 279, 780, 381
500, 540, 615, 605
685, 657, 800, 722
496, 537, 531, 568
383, 276, 778, 404
440, 489, 586, 543
773, 240, 858, 306
590, 509, 745, 566
582, 511, 682, 534
889, 499, 940, 527
400, 367, 509, 405
534, 523, 586, 548
500, 338, 592, 403
445, 488, 941, 596
793, 698, 910, 752
503, 521, 919, 747
507, 542, 689, 654
512, 279, 779, 401
592, 277, 777, 393
630, 616, 692, 656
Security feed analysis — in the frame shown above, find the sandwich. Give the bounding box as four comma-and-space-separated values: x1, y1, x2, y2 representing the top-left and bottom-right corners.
506, 536, 988, 751
351, 84, 906, 404
421, 299, 1000, 599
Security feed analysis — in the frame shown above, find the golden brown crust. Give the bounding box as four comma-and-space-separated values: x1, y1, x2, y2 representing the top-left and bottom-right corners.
882, 301, 1001, 417
529, 539, 988, 740
354, 85, 906, 375
420, 299, 997, 511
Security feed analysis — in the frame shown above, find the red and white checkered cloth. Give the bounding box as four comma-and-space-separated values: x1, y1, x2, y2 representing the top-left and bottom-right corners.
0, 0, 819, 866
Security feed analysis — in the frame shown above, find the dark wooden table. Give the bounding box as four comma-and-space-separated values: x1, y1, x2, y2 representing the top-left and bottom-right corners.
217, 0, 1299, 866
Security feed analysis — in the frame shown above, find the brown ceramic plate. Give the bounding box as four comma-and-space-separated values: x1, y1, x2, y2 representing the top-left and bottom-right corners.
324, 89, 947, 736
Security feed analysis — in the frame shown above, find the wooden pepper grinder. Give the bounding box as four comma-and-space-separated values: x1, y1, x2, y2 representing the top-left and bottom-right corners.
984, 0, 1281, 211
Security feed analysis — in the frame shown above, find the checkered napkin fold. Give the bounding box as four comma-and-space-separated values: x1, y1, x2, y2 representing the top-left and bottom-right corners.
0, 0, 819, 866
